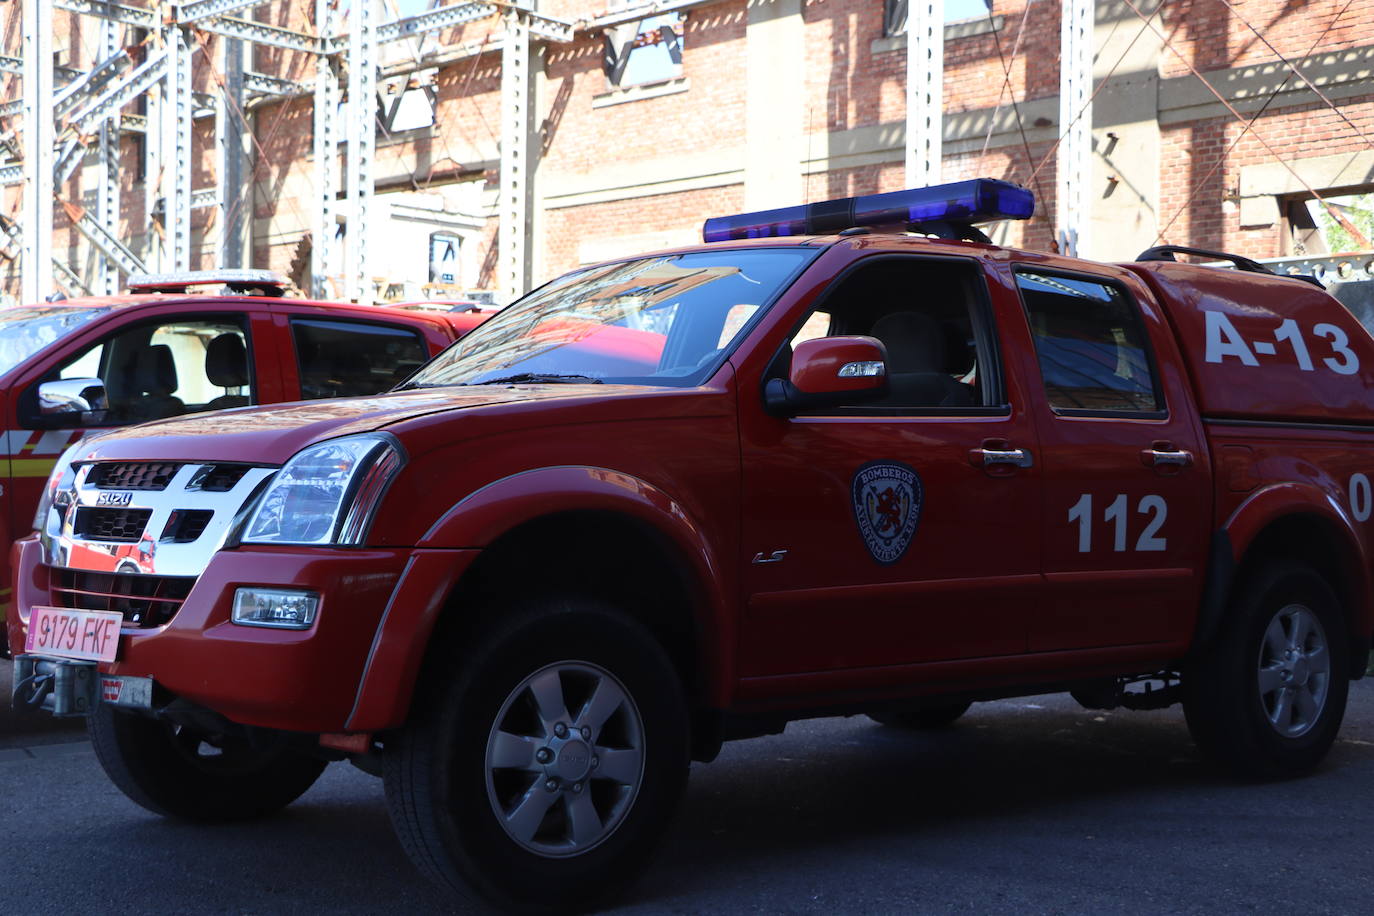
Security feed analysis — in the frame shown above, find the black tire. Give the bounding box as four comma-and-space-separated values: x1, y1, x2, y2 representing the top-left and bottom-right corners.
869, 700, 973, 729
384, 599, 690, 913
1183, 561, 1350, 778
88, 706, 327, 821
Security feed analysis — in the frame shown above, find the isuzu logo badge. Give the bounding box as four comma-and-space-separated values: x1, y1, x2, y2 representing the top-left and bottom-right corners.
851, 460, 922, 565
96, 491, 133, 507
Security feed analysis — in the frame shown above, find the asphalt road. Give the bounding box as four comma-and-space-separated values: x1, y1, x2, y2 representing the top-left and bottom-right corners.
4, 668, 1374, 914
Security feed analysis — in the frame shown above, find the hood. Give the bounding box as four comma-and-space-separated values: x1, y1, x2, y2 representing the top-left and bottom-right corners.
79, 385, 616, 465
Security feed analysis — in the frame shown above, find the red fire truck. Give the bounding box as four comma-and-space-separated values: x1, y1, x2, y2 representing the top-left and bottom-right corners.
0, 270, 486, 652
11, 182, 1374, 911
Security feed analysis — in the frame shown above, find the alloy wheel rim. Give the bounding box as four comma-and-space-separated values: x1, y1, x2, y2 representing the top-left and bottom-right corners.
1257, 603, 1331, 739
484, 661, 645, 858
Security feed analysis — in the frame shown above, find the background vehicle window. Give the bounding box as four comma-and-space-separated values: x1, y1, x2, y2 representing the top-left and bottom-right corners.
38, 318, 254, 427
292, 319, 428, 398
785, 260, 998, 412
1015, 271, 1161, 413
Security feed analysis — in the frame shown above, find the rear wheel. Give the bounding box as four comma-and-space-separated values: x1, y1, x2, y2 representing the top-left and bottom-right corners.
88, 706, 327, 821
384, 601, 689, 912
869, 700, 972, 729
1184, 562, 1350, 778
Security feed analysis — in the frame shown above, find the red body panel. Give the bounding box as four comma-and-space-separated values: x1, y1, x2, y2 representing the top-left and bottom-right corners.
9, 235, 1374, 736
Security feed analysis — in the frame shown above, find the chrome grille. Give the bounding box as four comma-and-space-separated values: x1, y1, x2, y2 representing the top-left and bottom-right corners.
88, 462, 182, 491
50, 569, 195, 628
189, 465, 251, 492
72, 507, 153, 542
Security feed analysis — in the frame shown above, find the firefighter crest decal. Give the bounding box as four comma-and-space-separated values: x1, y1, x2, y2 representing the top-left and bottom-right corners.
851, 460, 923, 565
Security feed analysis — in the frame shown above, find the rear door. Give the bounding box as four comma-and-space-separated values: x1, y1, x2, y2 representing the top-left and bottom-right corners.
1007, 265, 1213, 652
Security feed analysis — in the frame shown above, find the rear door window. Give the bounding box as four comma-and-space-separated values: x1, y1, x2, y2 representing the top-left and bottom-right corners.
291, 319, 428, 399
1014, 270, 1163, 414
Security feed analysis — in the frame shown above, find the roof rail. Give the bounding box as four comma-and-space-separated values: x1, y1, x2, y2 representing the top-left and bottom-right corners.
127, 269, 289, 297
1136, 245, 1325, 288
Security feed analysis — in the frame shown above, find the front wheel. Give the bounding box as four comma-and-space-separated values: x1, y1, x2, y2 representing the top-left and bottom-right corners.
1183, 562, 1350, 778
384, 601, 690, 912
88, 706, 327, 821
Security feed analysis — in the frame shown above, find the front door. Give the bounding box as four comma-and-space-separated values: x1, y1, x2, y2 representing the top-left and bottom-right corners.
1008, 265, 1213, 652
738, 255, 1043, 678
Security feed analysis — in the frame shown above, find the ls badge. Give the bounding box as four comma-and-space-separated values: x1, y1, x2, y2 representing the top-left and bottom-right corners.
851, 460, 923, 565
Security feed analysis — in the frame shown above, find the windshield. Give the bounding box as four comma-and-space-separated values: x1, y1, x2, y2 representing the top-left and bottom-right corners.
407, 248, 819, 388
0, 306, 112, 377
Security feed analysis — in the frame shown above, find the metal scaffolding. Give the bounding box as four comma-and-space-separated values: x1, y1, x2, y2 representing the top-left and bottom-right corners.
3, 0, 574, 303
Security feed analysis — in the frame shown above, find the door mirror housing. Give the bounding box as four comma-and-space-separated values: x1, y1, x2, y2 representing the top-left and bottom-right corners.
764, 336, 888, 416
34, 378, 108, 427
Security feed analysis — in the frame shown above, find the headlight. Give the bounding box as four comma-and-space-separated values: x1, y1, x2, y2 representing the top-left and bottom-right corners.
33, 440, 85, 533
241, 434, 405, 546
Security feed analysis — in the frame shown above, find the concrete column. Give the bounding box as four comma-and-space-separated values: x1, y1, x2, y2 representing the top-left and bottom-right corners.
745, 0, 804, 210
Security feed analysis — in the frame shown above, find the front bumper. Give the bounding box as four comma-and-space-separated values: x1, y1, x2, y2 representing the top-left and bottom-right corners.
8, 536, 477, 734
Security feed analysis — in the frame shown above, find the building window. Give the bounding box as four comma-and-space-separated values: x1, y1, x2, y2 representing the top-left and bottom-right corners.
603, 13, 685, 88
378, 69, 437, 136
885, 0, 992, 35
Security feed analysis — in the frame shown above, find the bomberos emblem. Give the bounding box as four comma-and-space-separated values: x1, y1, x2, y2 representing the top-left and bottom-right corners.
851, 460, 923, 565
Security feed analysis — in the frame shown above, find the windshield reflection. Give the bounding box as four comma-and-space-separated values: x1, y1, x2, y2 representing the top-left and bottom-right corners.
408, 248, 819, 389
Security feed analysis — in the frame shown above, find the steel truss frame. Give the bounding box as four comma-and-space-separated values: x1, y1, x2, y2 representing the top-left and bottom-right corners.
6, 0, 574, 303
3, 0, 1085, 303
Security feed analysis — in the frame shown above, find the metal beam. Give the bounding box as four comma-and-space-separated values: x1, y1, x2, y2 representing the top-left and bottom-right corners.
165, 26, 195, 270
177, 0, 263, 25
53, 49, 130, 119
312, 0, 339, 299
0, 56, 21, 76
245, 71, 309, 98
193, 187, 219, 210
904, 0, 944, 188
55, 0, 158, 29
199, 16, 321, 55
0, 164, 21, 185
97, 19, 123, 294
23, 0, 55, 303
67, 50, 169, 137
1, 101, 22, 118
376, 3, 496, 43
217, 37, 248, 266
499, 8, 531, 302
70, 204, 148, 276
346, 0, 378, 304
52, 257, 92, 297
1058, 0, 1093, 257
580, 0, 714, 30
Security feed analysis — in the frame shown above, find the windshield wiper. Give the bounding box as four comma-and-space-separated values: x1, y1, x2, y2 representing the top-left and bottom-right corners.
468, 373, 605, 386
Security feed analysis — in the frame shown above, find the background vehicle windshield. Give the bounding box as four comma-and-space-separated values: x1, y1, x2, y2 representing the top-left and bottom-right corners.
408, 248, 819, 388
0, 306, 111, 377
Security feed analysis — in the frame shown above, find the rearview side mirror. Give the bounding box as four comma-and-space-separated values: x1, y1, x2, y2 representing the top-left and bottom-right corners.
764, 336, 888, 417
35, 377, 108, 427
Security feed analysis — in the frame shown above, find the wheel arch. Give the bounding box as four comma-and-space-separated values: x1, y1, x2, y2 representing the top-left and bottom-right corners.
417, 466, 734, 709
1202, 483, 1374, 672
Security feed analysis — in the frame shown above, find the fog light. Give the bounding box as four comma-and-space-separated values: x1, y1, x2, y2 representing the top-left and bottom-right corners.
232, 588, 320, 629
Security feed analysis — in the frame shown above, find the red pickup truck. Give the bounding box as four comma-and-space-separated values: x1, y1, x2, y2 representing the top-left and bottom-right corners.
0, 271, 486, 653
10, 182, 1374, 912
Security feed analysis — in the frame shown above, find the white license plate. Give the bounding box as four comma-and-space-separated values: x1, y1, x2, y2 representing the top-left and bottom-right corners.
24, 606, 123, 663
101, 674, 153, 709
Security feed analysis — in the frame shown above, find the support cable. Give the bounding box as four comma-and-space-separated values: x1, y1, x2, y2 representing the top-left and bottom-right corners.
979, 1, 1047, 208
1118, 0, 1370, 249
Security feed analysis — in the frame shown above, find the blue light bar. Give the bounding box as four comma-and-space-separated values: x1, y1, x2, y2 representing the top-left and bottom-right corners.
702, 178, 1035, 243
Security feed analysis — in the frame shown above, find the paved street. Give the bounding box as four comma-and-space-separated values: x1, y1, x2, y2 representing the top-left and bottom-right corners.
4, 666, 1374, 914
